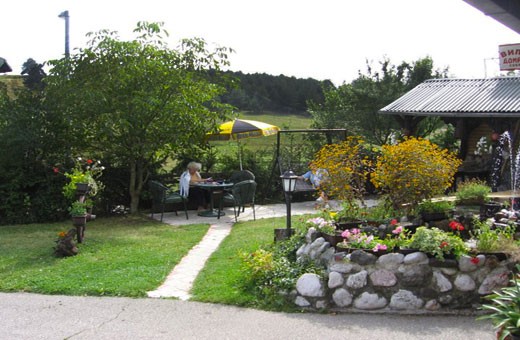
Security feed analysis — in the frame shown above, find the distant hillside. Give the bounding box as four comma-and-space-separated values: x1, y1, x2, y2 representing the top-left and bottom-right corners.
221, 71, 330, 115
1, 72, 329, 116
0, 75, 23, 98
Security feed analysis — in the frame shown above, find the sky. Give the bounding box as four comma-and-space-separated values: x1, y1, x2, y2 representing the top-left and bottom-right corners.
2, 0, 519, 85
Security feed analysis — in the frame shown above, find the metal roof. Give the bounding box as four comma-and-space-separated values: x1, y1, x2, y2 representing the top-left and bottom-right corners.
379, 77, 520, 117
463, 0, 520, 34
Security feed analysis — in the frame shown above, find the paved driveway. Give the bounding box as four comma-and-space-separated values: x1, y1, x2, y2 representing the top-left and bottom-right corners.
0, 292, 495, 340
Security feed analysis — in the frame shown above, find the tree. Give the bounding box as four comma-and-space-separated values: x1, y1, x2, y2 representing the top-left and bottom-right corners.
0, 86, 70, 223
309, 56, 448, 145
44, 22, 234, 213
21, 58, 46, 91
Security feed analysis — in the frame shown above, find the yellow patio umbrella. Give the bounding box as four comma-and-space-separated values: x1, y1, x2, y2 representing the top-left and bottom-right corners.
206, 119, 280, 170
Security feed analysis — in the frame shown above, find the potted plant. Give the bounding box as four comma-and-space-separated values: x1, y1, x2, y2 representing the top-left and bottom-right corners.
305, 217, 340, 246
478, 264, 520, 340
334, 201, 366, 230
417, 199, 454, 222
336, 228, 389, 255
407, 226, 468, 260
69, 201, 87, 226
455, 178, 491, 206
363, 198, 397, 226
471, 218, 516, 259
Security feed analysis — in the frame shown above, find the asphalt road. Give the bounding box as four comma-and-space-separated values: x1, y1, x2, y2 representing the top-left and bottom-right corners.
0, 292, 495, 340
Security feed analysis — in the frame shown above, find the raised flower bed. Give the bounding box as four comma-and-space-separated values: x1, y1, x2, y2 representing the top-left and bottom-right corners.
297, 203, 519, 313
294, 228, 514, 312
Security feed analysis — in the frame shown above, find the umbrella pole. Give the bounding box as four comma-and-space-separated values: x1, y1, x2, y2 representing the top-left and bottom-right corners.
238, 139, 243, 170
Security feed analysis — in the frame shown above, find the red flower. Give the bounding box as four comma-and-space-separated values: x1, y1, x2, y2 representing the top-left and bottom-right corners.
53, 167, 60, 173
86, 159, 93, 164
390, 219, 398, 226
440, 241, 449, 249
470, 257, 480, 265
449, 221, 464, 231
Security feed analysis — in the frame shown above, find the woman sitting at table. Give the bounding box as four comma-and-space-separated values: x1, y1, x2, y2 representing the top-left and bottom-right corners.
180, 161, 212, 211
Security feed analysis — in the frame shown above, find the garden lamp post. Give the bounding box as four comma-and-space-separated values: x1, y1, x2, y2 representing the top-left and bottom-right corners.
281, 170, 298, 238
58, 10, 70, 58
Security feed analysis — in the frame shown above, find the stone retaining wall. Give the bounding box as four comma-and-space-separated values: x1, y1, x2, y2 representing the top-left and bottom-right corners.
294, 229, 515, 313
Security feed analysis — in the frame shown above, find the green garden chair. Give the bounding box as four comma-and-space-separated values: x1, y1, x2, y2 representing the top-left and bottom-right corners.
218, 180, 256, 222
148, 180, 188, 221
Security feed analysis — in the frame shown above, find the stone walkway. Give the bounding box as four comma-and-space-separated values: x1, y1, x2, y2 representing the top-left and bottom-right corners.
146, 200, 330, 300
147, 222, 233, 300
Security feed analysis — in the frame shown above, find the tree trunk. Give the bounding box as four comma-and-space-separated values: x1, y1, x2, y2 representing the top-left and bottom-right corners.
128, 159, 146, 214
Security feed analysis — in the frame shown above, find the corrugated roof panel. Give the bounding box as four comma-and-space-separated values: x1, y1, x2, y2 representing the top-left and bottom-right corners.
380, 77, 520, 116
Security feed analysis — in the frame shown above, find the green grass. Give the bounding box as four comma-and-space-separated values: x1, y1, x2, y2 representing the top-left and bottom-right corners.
0, 212, 319, 310
0, 216, 209, 297
190, 215, 312, 307
240, 111, 312, 131
207, 111, 313, 163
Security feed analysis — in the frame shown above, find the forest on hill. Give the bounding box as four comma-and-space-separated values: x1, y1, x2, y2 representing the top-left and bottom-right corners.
220, 71, 330, 115
1, 70, 328, 115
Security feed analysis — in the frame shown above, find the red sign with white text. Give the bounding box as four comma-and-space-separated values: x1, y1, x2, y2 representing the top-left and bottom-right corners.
499, 43, 520, 71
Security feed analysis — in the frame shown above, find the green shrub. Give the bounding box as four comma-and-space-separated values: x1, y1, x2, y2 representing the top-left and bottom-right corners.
417, 200, 454, 214
478, 265, 520, 340
240, 233, 325, 308
471, 218, 517, 253
408, 226, 468, 260
371, 137, 461, 214
363, 198, 398, 222
455, 179, 491, 205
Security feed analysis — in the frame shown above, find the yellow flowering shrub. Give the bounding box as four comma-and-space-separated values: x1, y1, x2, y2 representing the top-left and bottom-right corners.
311, 136, 371, 205
371, 137, 462, 213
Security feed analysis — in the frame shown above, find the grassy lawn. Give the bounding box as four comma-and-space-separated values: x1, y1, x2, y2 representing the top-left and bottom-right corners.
240, 111, 312, 131
0, 216, 209, 297
190, 215, 312, 308
207, 111, 313, 165
0, 212, 317, 309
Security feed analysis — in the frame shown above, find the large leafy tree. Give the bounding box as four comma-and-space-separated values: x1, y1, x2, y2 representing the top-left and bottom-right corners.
309, 56, 448, 145
44, 22, 234, 213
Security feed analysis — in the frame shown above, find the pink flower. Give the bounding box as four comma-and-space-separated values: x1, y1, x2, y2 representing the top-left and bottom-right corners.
341, 230, 351, 239
358, 235, 374, 247
350, 228, 361, 235
392, 226, 403, 234
372, 244, 388, 252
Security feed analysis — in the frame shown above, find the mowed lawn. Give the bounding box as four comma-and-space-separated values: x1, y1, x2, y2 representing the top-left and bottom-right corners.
0, 216, 209, 297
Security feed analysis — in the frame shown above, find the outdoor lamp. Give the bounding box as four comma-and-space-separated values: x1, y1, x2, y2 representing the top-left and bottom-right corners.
58, 10, 70, 58
281, 170, 298, 237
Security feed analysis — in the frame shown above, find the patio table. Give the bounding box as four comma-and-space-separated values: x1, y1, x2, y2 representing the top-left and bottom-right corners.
194, 182, 233, 217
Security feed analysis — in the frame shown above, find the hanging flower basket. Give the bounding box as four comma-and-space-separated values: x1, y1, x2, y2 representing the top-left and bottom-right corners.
72, 215, 87, 227
75, 183, 91, 196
